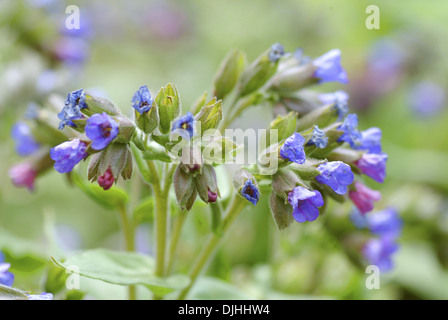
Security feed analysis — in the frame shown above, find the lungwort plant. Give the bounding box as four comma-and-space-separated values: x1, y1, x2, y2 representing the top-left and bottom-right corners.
7, 43, 392, 300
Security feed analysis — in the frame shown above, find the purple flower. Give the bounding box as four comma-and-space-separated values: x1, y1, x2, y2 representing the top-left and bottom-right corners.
319, 90, 349, 120
307, 126, 328, 149
349, 182, 381, 214
268, 43, 285, 63
50, 139, 88, 173
9, 162, 37, 191
240, 179, 260, 206
280, 133, 306, 164
337, 114, 362, 148
58, 89, 87, 130
98, 167, 115, 191
367, 208, 402, 239
355, 127, 382, 154
287, 186, 324, 223
316, 161, 354, 195
53, 36, 89, 65
0, 252, 14, 287
313, 49, 348, 84
363, 236, 399, 272
350, 207, 369, 229
11, 122, 40, 156
27, 292, 53, 300
85, 113, 119, 150
172, 112, 195, 138
408, 81, 446, 117
132, 85, 154, 114
355, 153, 388, 183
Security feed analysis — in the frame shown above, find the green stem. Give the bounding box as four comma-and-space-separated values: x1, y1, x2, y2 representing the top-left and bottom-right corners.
118, 205, 136, 300
177, 195, 246, 300
167, 210, 187, 275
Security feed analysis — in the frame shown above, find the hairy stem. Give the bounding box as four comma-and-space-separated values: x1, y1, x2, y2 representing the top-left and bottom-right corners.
177, 195, 246, 300
118, 205, 136, 300
167, 210, 187, 275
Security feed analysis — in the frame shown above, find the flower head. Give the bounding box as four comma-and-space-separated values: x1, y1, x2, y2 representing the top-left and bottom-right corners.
132, 85, 154, 114
9, 162, 37, 191
287, 186, 324, 223
85, 112, 119, 150
50, 139, 88, 173
0, 252, 14, 287
355, 127, 382, 154
280, 133, 306, 164
240, 179, 260, 206
172, 112, 195, 138
58, 89, 87, 130
313, 49, 348, 84
268, 43, 285, 63
11, 122, 40, 157
355, 153, 388, 183
307, 126, 328, 149
337, 113, 362, 148
367, 208, 402, 239
363, 236, 399, 272
349, 182, 381, 214
315, 161, 354, 195
98, 167, 115, 191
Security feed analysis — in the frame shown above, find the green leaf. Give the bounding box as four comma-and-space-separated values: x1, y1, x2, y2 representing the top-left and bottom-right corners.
72, 172, 129, 210
0, 284, 28, 300
51, 249, 190, 296
187, 277, 254, 300
133, 198, 154, 223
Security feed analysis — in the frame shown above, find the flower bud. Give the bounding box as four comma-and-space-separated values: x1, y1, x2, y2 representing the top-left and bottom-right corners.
88, 143, 133, 184
195, 98, 223, 135
269, 191, 293, 230
83, 92, 121, 117
179, 145, 203, 175
213, 49, 246, 100
155, 83, 181, 134
233, 169, 260, 205
268, 62, 317, 93
173, 165, 197, 211
194, 164, 220, 204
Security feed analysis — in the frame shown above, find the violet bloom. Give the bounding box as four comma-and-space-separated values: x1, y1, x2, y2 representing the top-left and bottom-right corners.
98, 167, 115, 191
363, 236, 399, 272
307, 126, 328, 149
0, 252, 14, 287
315, 161, 354, 195
9, 162, 37, 191
355, 153, 388, 183
132, 85, 153, 114
350, 207, 369, 229
172, 112, 195, 139
287, 186, 324, 223
313, 49, 349, 84
50, 139, 88, 173
319, 90, 349, 120
280, 133, 306, 164
268, 43, 285, 63
58, 89, 88, 130
240, 179, 260, 206
85, 113, 119, 150
408, 81, 446, 117
53, 36, 89, 65
349, 182, 381, 214
11, 122, 40, 156
355, 127, 382, 154
367, 208, 402, 239
337, 114, 362, 149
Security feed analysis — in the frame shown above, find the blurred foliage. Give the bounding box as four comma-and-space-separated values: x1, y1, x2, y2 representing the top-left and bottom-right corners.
1, 0, 448, 299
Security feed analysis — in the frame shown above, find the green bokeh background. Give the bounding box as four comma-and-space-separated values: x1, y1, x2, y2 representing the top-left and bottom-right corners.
1, 0, 447, 299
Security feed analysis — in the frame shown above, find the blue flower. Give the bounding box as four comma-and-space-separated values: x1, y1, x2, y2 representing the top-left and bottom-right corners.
132, 85, 154, 114
408, 81, 446, 118
337, 113, 362, 148
363, 236, 399, 272
367, 208, 402, 239
287, 186, 324, 223
313, 49, 348, 84
11, 122, 40, 156
240, 179, 260, 205
27, 292, 53, 300
50, 139, 88, 173
85, 112, 119, 150
350, 207, 369, 229
268, 43, 285, 63
355, 127, 382, 154
315, 161, 354, 195
355, 153, 388, 183
280, 133, 306, 164
307, 126, 328, 149
319, 90, 349, 120
172, 112, 195, 139
58, 89, 87, 130
0, 252, 14, 287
